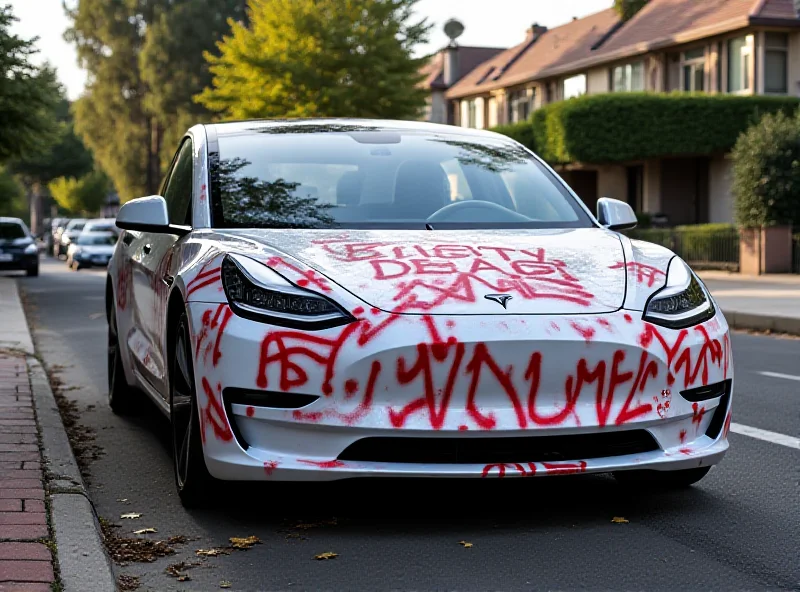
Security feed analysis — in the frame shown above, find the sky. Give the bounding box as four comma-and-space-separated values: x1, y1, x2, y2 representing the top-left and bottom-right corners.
10, 0, 613, 101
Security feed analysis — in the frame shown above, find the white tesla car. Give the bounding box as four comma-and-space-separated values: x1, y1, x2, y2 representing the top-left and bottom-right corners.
107, 120, 733, 506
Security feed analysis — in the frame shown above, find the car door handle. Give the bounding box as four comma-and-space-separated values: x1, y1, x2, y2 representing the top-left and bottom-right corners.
143, 244, 152, 255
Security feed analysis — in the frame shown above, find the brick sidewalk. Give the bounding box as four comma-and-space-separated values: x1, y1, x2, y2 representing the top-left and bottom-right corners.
0, 354, 54, 592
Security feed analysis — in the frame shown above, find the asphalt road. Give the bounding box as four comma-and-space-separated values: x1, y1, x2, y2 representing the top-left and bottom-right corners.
14, 258, 800, 592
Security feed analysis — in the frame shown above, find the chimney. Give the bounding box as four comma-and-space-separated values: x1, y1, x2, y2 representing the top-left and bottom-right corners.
527, 23, 548, 41
442, 18, 464, 87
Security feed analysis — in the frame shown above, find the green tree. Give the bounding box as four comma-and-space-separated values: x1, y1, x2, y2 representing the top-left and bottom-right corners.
196, 0, 431, 120
0, 166, 27, 220
0, 5, 60, 162
732, 110, 800, 227
140, 0, 248, 170
48, 170, 110, 216
614, 0, 649, 20
66, 0, 248, 201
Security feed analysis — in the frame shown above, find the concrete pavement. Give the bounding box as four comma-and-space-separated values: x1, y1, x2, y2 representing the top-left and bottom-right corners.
0, 277, 114, 592
700, 271, 800, 334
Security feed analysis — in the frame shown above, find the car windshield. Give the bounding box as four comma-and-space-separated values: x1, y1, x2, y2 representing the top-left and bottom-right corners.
77, 234, 116, 246
66, 220, 86, 231
212, 126, 594, 230
0, 222, 26, 240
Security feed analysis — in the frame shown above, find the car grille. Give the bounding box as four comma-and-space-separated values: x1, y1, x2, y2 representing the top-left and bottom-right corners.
337, 430, 660, 464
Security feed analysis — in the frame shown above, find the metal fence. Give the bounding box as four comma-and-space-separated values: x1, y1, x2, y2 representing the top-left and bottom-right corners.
625, 226, 741, 272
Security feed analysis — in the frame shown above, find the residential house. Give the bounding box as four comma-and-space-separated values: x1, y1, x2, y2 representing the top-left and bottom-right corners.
442, 0, 800, 224
419, 43, 506, 124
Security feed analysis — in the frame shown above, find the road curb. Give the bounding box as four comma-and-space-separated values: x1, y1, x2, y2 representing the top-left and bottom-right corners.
28, 348, 117, 591
723, 310, 800, 336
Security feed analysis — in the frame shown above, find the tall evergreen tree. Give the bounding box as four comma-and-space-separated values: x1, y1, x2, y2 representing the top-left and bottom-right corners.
195, 0, 431, 120
65, 0, 246, 201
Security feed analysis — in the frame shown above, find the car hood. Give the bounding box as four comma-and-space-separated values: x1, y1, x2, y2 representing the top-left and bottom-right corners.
219, 228, 628, 315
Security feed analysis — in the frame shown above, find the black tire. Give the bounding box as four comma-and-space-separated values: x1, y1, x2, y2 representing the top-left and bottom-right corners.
613, 466, 711, 489
171, 312, 216, 508
26, 266, 38, 277
107, 304, 140, 414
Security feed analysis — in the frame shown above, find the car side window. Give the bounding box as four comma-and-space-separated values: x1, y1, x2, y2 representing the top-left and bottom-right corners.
163, 139, 194, 226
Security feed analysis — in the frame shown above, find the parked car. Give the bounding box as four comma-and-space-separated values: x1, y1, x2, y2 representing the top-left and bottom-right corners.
66, 231, 118, 270
54, 218, 88, 258
0, 217, 39, 276
83, 218, 118, 235
107, 120, 733, 507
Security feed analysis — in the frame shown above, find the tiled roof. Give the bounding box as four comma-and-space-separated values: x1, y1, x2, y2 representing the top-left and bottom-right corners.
444, 0, 799, 98
446, 9, 620, 98
419, 46, 506, 90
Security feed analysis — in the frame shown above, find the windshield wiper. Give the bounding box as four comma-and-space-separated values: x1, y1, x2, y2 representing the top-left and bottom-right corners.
425, 223, 435, 231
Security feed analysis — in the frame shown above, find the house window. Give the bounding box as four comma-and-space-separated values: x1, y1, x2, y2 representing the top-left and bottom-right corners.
727, 36, 752, 93
765, 32, 789, 94
508, 89, 534, 122
682, 47, 705, 92
467, 100, 477, 128
612, 62, 645, 92
562, 74, 586, 99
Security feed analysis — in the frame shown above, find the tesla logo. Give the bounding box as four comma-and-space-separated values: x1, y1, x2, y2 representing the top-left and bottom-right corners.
484, 294, 513, 309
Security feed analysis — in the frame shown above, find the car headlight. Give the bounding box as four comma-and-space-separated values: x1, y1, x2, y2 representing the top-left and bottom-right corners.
24, 244, 38, 255
643, 258, 714, 329
221, 254, 353, 330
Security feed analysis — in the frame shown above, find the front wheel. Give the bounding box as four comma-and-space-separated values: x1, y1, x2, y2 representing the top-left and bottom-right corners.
613, 466, 711, 489
171, 312, 215, 508
108, 304, 140, 414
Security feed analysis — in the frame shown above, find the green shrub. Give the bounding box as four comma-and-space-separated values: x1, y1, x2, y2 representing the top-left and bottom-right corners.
732, 110, 800, 228
674, 223, 738, 262
490, 122, 537, 153
492, 93, 800, 165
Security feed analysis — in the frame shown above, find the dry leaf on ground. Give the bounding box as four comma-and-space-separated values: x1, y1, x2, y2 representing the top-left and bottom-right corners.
611, 517, 630, 524
220, 582, 232, 588
458, 540, 473, 548
120, 513, 142, 519
314, 552, 338, 560
230, 535, 261, 549
133, 528, 157, 535
196, 548, 230, 557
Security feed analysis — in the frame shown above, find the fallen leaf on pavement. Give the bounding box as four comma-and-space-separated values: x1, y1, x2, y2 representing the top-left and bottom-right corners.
116, 498, 129, 503
611, 517, 629, 524
178, 575, 191, 582
117, 574, 140, 591
458, 541, 473, 548
230, 535, 261, 549
196, 548, 230, 557
120, 513, 142, 519
220, 582, 232, 588
314, 552, 338, 560
133, 528, 157, 535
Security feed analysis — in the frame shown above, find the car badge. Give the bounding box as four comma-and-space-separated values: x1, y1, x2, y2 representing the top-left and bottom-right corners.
484, 294, 513, 309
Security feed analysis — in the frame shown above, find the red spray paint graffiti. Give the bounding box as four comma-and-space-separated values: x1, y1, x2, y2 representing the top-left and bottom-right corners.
610, 262, 666, 288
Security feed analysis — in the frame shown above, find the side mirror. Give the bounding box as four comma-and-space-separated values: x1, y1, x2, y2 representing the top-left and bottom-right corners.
597, 197, 637, 231
115, 195, 190, 236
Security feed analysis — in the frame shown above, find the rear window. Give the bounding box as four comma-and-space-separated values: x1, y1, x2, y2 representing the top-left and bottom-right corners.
0, 222, 26, 240
66, 220, 86, 231
211, 126, 593, 230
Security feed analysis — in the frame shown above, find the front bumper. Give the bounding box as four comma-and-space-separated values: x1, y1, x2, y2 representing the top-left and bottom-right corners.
0, 253, 38, 271
187, 304, 733, 481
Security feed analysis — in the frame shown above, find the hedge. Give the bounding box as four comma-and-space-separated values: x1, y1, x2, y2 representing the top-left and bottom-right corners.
492, 93, 800, 165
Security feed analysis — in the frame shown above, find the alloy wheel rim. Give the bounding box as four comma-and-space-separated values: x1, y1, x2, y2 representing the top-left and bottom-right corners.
173, 326, 194, 489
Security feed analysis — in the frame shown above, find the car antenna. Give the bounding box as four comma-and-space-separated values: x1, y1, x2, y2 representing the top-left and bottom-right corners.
425, 223, 435, 231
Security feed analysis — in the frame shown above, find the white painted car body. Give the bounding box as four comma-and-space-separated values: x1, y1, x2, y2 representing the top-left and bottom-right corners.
107, 120, 733, 484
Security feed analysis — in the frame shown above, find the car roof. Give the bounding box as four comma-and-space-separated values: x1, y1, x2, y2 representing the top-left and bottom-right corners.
207, 118, 511, 142
0, 217, 24, 225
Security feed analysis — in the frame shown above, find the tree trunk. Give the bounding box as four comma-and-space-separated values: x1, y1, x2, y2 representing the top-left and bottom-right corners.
146, 118, 163, 195
29, 182, 43, 236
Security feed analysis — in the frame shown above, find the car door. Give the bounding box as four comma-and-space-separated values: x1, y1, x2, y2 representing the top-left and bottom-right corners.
132, 138, 194, 397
